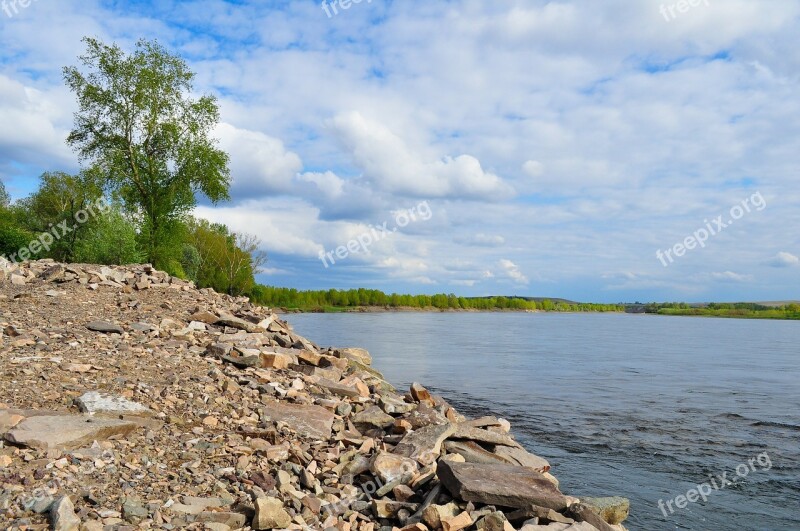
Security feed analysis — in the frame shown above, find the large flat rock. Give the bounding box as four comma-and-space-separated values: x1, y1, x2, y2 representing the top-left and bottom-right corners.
5, 415, 139, 450
394, 423, 455, 465
260, 402, 335, 439
75, 392, 151, 415
437, 460, 568, 511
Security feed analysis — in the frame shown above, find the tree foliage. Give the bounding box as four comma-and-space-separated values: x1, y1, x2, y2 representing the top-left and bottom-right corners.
249, 287, 625, 313
74, 205, 143, 265
63, 37, 230, 267
15, 170, 103, 262
0, 180, 9, 208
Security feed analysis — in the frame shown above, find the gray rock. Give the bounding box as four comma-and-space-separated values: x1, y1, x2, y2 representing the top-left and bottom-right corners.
122, 497, 149, 523
316, 378, 361, 398
379, 394, 417, 415
352, 406, 395, 430
452, 424, 522, 448
437, 460, 568, 511
394, 423, 455, 465
50, 496, 80, 531
215, 312, 261, 332
444, 440, 514, 466
86, 320, 124, 334
75, 392, 151, 415
493, 445, 551, 473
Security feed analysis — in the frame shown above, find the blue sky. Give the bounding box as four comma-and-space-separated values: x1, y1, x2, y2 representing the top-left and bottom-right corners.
1, 0, 799, 302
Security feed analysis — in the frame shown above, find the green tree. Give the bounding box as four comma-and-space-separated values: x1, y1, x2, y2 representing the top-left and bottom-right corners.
63, 37, 230, 267
0, 180, 9, 208
74, 205, 143, 265
16, 170, 103, 262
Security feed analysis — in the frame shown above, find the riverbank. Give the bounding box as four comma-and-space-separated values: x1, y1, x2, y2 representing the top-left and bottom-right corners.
0, 260, 631, 530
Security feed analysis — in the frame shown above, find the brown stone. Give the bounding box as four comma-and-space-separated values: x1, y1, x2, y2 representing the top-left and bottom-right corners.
6, 415, 139, 450
394, 423, 455, 465
260, 402, 335, 439
253, 497, 292, 529
437, 460, 568, 511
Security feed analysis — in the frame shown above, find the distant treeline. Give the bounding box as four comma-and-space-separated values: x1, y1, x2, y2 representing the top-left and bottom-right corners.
645, 302, 800, 320
250, 286, 625, 312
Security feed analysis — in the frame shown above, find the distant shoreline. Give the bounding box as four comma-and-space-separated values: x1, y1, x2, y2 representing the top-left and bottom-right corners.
274, 306, 800, 320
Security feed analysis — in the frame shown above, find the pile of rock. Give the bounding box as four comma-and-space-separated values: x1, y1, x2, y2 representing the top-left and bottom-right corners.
0, 260, 630, 530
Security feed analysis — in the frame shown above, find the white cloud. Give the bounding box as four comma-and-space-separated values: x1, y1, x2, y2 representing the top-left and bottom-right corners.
767, 251, 800, 268
498, 259, 529, 285
454, 233, 506, 247
215, 123, 303, 195
522, 160, 544, 178
328, 111, 514, 200
711, 271, 753, 282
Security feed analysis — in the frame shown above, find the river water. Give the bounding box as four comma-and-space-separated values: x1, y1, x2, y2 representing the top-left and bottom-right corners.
284, 312, 799, 530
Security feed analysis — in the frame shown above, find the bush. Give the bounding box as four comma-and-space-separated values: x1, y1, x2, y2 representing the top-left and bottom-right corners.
0, 224, 38, 261
74, 207, 143, 265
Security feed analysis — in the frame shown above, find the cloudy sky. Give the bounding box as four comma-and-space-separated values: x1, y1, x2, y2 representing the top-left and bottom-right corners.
1, 0, 799, 302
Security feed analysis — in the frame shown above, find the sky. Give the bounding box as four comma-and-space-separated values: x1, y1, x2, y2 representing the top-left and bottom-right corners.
1, 0, 799, 303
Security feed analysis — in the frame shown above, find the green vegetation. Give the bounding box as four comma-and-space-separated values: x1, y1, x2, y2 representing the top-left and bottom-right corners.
0, 37, 261, 297
249, 286, 625, 313
63, 37, 231, 267
645, 302, 800, 320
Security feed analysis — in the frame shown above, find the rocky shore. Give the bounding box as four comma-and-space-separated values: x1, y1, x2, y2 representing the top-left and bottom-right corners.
0, 260, 631, 531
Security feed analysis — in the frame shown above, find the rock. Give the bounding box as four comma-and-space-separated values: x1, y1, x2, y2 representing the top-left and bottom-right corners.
260, 402, 335, 439
410, 382, 434, 405
422, 503, 461, 529
437, 460, 568, 511
339, 374, 371, 397
336, 347, 372, 365
372, 499, 419, 519
519, 523, 597, 531
493, 445, 551, 473
49, 496, 80, 531
353, 406, 396, 430
86, 320, 124, 334
215, 312, 261, 332
452, 424, 521, 448
505, 505, 574, 525
196, 512, 247, 528
566, 502, 619, 531
380, 394, 417, 415
10, 273, 27, 285
122, 497, 149, 523
260, 352, 292, 369
206, 342, 233, 357
75, 392, 151, 415
0, 409, 25, 432
442, 511, 473, 531
221, 353, 261, 369
253, 497, 292, 529
5, 415, 139, 450
476, 511, 515, 531
404, 403, 449, 429
371, 452, 419, 483
581, 497, 630, 525
190, 310, 219, 324
444, 440, 514, 466
394, 423, 455, 465
317, 377, 362, 398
